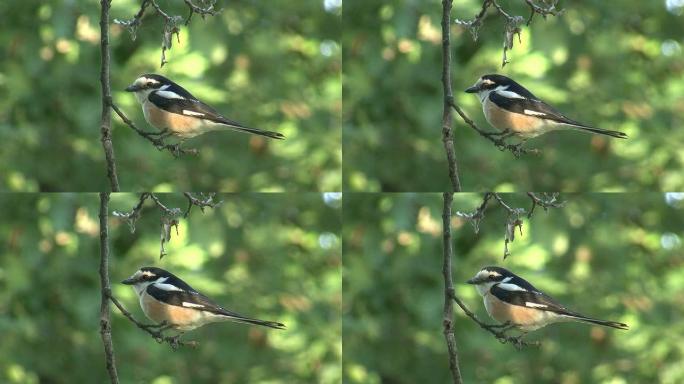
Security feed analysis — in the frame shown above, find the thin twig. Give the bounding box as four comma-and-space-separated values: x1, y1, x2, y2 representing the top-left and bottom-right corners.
98, 192, 119, 384
441, 192, 463, 383
526, 192, 564, 218
183, 0, 219, 24
112, 193, 222, 259
110, 295, 198, 350
99, 0, 121, 191
114, 0, 219, 67
112, 0, 151, 40
455, 0, 562, 67
456, 193, 564, 259
183, 192, 222, 217
111, 103, 199, 157
441, 0, 462, 192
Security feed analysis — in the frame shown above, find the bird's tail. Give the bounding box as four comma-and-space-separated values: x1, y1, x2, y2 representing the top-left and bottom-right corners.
214, 118, 285, 140
226, 125, 285, 140
568, 124, 628, 139
563, 314, 629, 330
221, 314, 286, 330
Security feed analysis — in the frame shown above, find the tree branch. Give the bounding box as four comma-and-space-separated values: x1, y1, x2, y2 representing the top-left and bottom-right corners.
109, 294, 198, 350
114, 0, 219, 67
99, 0, 121, 191
455, 193, 564, 259
110, 103, 199, 157
182, 192, 222, 217
441, 192, 463, 384
98, 192, 119, 384
441, 0, 462, 192
450, 101, 540, 158
455, 0, 562, 67
112, 193, 222, 259
450, 291, 539, 349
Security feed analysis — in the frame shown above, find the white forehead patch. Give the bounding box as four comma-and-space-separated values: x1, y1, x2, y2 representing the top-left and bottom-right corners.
481, 78, 495, 85
485, 269, 501, 277
136, 77, 160, 87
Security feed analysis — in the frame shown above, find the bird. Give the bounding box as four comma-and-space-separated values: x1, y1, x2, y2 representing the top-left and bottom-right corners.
121, 266, 286, 333
467, 266, 628, 332
125, 74, 285, 140
465, 74, 627, 141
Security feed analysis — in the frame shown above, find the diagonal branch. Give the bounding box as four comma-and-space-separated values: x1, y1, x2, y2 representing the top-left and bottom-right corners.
111, 103, 199, 157
450, 290, 539, 349
109, 294, 198, 350
450, 93, 540, 158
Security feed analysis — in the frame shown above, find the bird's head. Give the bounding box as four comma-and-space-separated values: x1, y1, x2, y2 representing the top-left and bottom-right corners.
465, 74, 517, 102
122, 266, 172, 295
125, 74, 169, 102
466, 266, 513, 296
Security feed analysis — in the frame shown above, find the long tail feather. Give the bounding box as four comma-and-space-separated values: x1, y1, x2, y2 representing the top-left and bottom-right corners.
563, 314, 629, 330
226, 125, 285, 140
567, 124, 628, 139
214, 117, 285, 139
221, 314, 286, 330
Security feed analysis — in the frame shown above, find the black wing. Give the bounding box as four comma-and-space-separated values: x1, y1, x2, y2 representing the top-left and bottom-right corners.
147, 91, 249, 128
146, 284, 238, 316
490, 283, 582, 317
488, 92, 588, 127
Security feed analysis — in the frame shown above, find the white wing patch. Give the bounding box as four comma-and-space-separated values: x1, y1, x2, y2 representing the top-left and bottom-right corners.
523, 109, 546, 116
497, 282, 528, 292
155, 90, 185, 100
525, 302, 548, 308
182, 110, 205, 117
154, 283, 183, 292
495, 90, 526, 99
182, 302, 205, 308
159, 84, 170, 91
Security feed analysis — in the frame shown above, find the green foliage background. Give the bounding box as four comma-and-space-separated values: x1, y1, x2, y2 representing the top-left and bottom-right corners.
344, 0, 684, 191
0, 0, 341, 192
344, 192, 684, 383
0, 193, 342, 383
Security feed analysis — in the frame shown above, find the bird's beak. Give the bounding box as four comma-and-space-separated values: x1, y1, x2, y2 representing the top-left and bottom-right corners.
121, 277, 137, 285
466, 277, 479, 284
125, 84, 140, 92
465, 84, 480, 93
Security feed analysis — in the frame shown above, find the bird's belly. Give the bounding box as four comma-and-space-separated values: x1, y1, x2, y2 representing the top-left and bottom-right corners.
483, 103, 549, 138
140, 293, 214, 331
143, 102, 206, 139
484, 293, 553, 331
